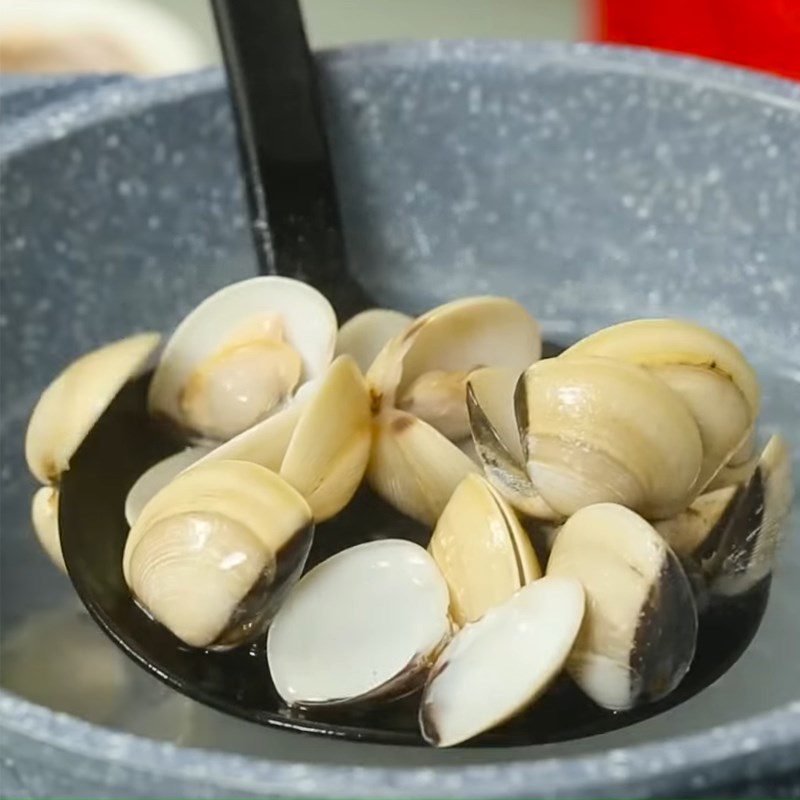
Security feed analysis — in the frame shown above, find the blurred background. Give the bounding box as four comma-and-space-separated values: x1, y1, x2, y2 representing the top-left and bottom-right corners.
0, 0, 581, 76
0, 0, 798, 81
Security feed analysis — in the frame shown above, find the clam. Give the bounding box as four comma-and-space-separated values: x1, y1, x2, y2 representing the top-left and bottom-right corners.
547, 503, 698, 710
653, 484, 740, 605
728, 428, 757, 467
653, 434, 792, 599
705, 457, 759, 492
709, 434, 793, 597
124, 446, 211, 526
368, 296, 541, 425
25, 332, 161, 569
516, 356, 703, 519
366, 297, 541, 523
705, 438, 759, 492
31, 486, 64, 573
419, 576, 585, 747
267, 539, 450, 706
653, 485, 739, 589
368, 408, 480, 526
564, 319, 760, 490
123, 460, 313, 649
26, 332, 161, 485
194, 355, 371, 522
148, 277, 336, 442
335, 308, 412, 373
466, 367, 561, 521
429, 474, 541, 627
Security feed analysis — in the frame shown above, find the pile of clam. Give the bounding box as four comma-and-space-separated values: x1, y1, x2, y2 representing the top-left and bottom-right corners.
25, 276, 793, 747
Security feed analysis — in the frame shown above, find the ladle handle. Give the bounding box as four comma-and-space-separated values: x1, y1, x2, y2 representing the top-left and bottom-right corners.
211, 0, 355, 307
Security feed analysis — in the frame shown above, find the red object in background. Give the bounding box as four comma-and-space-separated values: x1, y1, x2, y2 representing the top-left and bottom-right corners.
594, 0, 800, 81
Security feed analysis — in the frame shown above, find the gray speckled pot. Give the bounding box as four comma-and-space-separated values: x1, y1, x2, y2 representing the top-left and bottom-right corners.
1, 42, 798, 798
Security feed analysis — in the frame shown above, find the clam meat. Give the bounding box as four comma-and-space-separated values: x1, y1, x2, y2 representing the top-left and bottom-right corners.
194, 355, 371, 522
365, 297, 541, 523
148, 277, 336, 441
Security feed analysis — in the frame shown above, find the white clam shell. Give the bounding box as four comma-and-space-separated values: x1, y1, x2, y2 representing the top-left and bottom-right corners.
429, 474, 541, 627
467, 367, 561, 521
564, 319, 759, 490
194, 356, 371, 522
517, 356, 704, 519
547, 503, 698, 710
267, 539, 450, 706
124, 446, 211, 526
148, 277, 336, 440
709, 434, 793, 597
367, 408, 480, 526
335, 308, 412, 373
367, 296, 541, 410
26, 332, 160, 484
124, 460, 313, 648
31, 486, 64, 573
363, 297, 541, 522
419, 576, 584, 747
654, 485, 739, 564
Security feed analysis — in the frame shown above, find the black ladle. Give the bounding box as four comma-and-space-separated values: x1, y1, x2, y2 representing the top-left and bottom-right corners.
212, 0, 370, 319
58, 0, 771, 746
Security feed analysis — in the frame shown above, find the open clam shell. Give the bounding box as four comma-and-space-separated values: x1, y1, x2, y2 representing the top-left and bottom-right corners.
653, 434, 792, 600
655, 486, 743, 562
516, 356, 703, 519
194, 356, 370, 522
279, 356, 372, 522
547, 503, 698, 710
335, 308, 412, 373
419, 576, 585, 747
727, 426, 757, 467
709, 434, 793, 597
31, 486, 64, 573
429, 474, 541, 626
24, 332, 161, 570
363, 297, 541, 520
124, 446, 211, 526
367, 296, 541, 416
147, 277, 336, 442
26, 332, 161, 485
267, 539, 450, 706
467, 367, 561, 521
653, 485, 741, 605
564, 319, 759, 490
123, 460, 313, 649
367, 408, 480, 526
191, 381, 315, 473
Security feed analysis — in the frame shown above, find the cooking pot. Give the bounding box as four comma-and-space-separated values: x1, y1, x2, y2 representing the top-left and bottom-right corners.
1, 42, 798, 798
